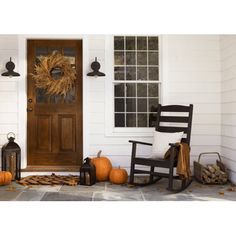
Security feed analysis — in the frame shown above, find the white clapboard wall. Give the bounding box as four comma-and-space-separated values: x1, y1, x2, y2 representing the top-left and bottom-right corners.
87, 35, 222, 169
220, 35, 236, 182
0, 35, 224, 175
0, 35, 19, 162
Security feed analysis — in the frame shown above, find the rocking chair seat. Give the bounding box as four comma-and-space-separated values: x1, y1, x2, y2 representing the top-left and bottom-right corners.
131, 156, 177, 168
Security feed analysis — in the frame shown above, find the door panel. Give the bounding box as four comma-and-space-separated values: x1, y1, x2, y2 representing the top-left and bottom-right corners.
27, 40, 83, 168
58, 114, 76, 152
36, 115, 52, 152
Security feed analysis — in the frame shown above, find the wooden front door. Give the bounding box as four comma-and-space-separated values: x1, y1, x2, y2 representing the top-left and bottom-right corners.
27, 40, 83, 170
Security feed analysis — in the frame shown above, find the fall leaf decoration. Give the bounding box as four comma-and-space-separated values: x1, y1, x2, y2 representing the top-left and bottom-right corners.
32, 51, 76, 97
227, 187, 236, 192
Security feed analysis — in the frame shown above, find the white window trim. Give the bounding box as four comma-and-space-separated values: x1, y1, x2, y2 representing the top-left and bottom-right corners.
105, 35, 169, 137
17, 34, 90, 169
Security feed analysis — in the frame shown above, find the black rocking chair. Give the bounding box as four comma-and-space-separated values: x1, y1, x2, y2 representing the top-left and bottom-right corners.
129, 104, 193, 193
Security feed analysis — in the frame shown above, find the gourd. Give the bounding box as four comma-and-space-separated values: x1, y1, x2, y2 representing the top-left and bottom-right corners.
91, 150, 112, 181
109, 167, 128, 185
0, 171, 12, 186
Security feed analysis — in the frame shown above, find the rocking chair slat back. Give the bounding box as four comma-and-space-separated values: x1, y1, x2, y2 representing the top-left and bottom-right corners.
157, 126, 188, 133
159, 116, 189, 123
155, 104, 193, 145
160, 105, 191, 112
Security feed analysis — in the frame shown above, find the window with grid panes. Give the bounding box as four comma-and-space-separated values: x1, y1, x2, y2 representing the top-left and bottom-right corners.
114, 36, 160, 127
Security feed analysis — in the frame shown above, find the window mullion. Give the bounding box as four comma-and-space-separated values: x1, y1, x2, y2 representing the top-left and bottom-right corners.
135, 37, 138, 127
124, 36, 127, 127
147, 36, 149, 127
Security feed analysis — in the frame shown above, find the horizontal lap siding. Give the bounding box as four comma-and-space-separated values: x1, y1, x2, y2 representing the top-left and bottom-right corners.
220, 35, 236, 183
88, 35, 222, 168
87, 35, 155, 167
0, 35, 223, 171
167, 35, 221, 168
0, 35, 19, 168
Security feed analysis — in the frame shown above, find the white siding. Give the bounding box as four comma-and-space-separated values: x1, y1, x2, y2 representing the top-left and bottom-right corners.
88, 35, 222, 168
0, 34, 223, 172
0, 35, 19, 167
160, 35, 221, 164
220, 35, 236, 183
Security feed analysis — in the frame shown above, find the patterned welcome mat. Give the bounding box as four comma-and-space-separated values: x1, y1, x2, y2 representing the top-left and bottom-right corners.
17, 173, 79, 186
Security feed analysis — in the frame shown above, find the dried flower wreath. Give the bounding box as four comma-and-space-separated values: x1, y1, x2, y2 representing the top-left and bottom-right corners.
32, 51, 76, 97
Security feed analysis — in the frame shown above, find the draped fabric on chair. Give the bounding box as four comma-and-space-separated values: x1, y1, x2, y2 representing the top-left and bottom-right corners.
129, 104, 193, 193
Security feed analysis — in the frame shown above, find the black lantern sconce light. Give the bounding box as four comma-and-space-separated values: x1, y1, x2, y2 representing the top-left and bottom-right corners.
1, 57, 20, 77
87, 57, 105, 77
80, 157, 96, 186
1, 132, 21, 180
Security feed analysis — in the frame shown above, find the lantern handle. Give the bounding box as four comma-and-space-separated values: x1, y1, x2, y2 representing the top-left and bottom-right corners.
7, 132, 15, 139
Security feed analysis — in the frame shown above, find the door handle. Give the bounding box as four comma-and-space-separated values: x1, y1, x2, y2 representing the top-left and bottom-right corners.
27, 107, 33, 112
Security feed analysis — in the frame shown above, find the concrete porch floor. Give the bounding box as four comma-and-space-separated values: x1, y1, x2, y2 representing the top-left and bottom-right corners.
0, 177, 236, 201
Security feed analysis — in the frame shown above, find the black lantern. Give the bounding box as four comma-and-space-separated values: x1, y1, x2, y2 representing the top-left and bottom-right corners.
1, 132, 21, 180
80, 157, 96, 186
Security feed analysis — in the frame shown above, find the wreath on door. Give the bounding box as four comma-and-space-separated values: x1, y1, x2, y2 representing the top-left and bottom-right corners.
32, 51, 76, 97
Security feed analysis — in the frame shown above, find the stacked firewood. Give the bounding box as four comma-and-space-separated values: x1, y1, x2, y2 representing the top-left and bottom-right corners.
202, 164, 227, 184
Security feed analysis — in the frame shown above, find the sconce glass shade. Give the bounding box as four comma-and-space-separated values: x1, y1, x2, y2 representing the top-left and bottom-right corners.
1, 57, 20, 77
87, 57, 105, 76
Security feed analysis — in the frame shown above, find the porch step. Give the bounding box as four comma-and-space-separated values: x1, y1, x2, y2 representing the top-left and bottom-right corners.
21, 165, 80, 172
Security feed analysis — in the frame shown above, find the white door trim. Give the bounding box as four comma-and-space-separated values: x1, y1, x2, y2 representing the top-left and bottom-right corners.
17, 35, 89, 169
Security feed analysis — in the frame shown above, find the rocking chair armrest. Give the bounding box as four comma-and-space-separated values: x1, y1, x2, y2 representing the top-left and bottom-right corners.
129, 140, 153, 146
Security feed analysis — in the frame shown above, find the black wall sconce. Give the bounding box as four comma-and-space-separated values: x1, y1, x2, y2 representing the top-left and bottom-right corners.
1, 57, 20, 77
87, 57, 105, 77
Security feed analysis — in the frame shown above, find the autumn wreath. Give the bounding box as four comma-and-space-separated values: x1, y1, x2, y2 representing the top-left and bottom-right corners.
32, 51, 76, 97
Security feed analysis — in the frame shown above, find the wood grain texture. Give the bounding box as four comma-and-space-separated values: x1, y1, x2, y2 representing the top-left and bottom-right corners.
27, 39, 83, 168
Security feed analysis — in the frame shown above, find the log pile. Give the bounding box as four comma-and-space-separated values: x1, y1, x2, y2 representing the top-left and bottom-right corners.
202, 164, 227, 184
194, 152, 228, 185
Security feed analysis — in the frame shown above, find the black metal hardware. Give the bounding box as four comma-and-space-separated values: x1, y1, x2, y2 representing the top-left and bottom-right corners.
1, 57, 20, 77
28, 98, 33, 103
87, 57, 105, 77
27, 107, 33, 112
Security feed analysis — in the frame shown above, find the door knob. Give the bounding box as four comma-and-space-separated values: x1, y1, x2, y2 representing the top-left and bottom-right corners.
27, 107, 33, 112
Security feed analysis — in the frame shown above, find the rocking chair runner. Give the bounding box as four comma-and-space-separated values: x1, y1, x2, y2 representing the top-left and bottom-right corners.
129, 104, 193, 192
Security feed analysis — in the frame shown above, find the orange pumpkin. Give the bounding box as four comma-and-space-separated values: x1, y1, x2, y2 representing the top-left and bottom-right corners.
91, 150, 112, 181
109, 166, 128, 185
0, 171, 12, 186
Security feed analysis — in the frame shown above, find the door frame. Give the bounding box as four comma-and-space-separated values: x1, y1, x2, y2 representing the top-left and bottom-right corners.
18, 35, 89, 169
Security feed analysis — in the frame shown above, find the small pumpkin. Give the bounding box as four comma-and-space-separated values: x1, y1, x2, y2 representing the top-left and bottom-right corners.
0, 171, 12, 186
91, 150, 112, 181
109, 166, 128, 185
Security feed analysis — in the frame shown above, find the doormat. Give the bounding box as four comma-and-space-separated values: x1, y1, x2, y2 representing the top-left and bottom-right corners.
17, 173, 79, 186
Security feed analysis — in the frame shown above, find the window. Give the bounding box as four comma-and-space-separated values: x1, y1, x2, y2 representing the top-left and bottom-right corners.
113, 36, 160, 128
